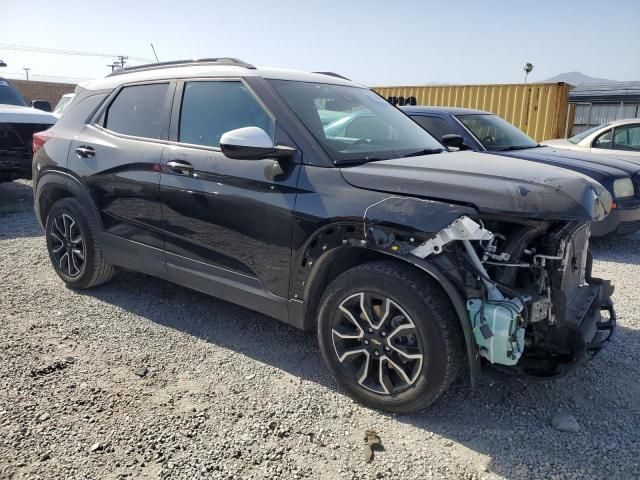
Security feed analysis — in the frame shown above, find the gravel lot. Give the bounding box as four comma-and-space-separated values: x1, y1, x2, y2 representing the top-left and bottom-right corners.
1, 179, 639, 480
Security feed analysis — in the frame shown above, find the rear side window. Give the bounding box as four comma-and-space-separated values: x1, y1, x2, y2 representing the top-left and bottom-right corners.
105, 83, 169, 139
178, 81, 274, 148
411, 116, 454, 141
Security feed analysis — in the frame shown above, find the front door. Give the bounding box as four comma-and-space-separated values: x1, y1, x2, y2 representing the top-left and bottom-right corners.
159, 79, 301, 300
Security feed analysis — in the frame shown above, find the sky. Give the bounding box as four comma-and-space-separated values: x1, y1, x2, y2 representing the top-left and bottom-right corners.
1, 0, 639, 86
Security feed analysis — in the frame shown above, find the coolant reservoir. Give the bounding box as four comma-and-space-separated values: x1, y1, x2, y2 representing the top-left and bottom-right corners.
467, 299, 525, 366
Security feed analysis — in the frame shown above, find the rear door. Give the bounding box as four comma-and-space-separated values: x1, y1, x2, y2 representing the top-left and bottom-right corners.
69, 81, 174, 257
159, 78, 301, 300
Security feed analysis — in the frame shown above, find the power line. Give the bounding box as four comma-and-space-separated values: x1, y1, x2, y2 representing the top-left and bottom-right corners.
0, 43, 152, 62
2, 71, 93, 83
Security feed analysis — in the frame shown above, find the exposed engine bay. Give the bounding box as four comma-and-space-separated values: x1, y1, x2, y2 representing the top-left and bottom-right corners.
411, 215, 615, 377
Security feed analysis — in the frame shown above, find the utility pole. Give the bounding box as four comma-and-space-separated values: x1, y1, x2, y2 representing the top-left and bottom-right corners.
116, 55, 128, 70
523, 62, 534, 84
22, 67, 30, 80
106, 56, 129, 73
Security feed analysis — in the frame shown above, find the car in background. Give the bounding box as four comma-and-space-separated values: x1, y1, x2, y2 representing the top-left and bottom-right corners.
0, 77, 57, 182
52, 93, 75, 118
545, 119, 640, 158
402, 106, 640, 237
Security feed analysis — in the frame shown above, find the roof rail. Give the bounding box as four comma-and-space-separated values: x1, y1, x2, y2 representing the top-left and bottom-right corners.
107, 58, 256, 77
312, 71, 351, 81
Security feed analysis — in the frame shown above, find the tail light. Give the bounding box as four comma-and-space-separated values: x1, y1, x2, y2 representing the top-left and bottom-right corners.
33, 130, 54, 154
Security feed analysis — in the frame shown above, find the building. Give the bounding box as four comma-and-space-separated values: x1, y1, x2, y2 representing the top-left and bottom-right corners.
569, 82, 640, 135
6, 79, 76, 110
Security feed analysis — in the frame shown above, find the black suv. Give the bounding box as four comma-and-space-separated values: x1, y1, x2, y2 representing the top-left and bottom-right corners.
33, 59, 615, 412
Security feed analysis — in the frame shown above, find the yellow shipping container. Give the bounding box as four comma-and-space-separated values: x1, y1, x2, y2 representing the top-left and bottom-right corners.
373, 83, 573, 142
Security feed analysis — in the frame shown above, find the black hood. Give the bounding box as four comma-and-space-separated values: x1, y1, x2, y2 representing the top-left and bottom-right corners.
340, 151, 612, 222
497, 146, 640, 181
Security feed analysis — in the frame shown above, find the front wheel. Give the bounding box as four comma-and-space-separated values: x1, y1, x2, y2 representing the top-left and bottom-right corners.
45, 197, 115, 289
317, 261, 463, 413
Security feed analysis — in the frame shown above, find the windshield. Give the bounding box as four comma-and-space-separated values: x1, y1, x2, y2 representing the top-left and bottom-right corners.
0, 79, 29, 107
457, 114, 538, 151
268, 80, 443, 163
569, 124, 610, 144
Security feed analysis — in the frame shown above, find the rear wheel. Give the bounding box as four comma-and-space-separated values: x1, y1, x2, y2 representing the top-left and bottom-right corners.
45, 197, 115, 289
317, 261, 462, 413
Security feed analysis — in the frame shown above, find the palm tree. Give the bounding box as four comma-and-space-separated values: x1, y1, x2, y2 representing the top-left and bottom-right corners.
523, 63, 534, 84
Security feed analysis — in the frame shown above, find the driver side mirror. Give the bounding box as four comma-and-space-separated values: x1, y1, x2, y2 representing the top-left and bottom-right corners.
441, 134, 468, 150
32, 100, 52, 112
220, 127, 296, 160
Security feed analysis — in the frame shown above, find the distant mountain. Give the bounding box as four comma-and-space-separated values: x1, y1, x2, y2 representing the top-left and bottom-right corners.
543, 71, 619, 86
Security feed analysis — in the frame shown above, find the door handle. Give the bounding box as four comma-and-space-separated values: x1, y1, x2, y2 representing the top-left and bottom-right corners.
166, 160, 194, 175
75, 146, 95, 158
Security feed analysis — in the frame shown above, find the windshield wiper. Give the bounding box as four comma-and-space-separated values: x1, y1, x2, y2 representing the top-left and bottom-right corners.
334, 157, 384, 166
492, 144, 540, 152
402, 148, 444, 158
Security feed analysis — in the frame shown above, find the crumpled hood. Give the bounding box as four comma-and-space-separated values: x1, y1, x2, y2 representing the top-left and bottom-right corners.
340, 150, 612, 222
0, 104, 57, 124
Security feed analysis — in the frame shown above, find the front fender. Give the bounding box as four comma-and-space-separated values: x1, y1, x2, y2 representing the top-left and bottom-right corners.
294, 195, 482, 386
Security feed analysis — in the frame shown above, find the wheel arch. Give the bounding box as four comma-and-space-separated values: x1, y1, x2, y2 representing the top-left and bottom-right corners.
35, 170, 102, 231
299, 244, 481, 386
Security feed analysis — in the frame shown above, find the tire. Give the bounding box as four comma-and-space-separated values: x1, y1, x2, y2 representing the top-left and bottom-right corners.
317, 260, 462, 413
45, 197, 115, 289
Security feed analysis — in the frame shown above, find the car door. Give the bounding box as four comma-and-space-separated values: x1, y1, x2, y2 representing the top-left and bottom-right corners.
69, 81, 173, 260
159, 78, 301, 303
611, 124, 640, 156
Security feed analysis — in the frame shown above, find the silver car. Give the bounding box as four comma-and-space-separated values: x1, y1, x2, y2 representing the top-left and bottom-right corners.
545, 118, 640, 158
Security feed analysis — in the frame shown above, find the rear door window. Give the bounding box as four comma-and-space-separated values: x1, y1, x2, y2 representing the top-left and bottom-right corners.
178, 81, 274, 148
104, 83, 169, 139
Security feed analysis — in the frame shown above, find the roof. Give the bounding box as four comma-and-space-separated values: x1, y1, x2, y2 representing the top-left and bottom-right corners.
569, 82, 640, 103
400, 106, 489, 115
84, 60, 363, 91
601, 118, 640, 127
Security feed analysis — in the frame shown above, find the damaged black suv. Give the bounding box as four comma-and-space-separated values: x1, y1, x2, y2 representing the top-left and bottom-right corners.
33, 59, 615, 412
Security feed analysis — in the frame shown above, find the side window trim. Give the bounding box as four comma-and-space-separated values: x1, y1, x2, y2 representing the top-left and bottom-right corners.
450, 115, 484, 151
90, 79, 175, 142
168, 77, 276, 152
592, 128, 613, 149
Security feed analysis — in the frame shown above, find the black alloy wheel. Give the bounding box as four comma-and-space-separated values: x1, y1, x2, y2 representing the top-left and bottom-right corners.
49, 212, 86, 278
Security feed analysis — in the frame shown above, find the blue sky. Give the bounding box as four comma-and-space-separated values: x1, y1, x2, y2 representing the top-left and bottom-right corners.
1, 0, 639, 85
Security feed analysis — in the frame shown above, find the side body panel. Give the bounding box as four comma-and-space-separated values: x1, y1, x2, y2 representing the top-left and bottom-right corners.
68, 125, 166, 249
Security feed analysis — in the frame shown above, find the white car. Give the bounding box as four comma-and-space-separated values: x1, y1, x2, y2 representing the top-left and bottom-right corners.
545, 118, 640, 158
0, 77, 57, 182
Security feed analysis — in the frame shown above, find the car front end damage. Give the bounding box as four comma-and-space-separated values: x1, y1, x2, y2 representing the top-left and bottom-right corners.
0, 122, 52, 182
408, 215, 615, 377
344, 153, 617, 380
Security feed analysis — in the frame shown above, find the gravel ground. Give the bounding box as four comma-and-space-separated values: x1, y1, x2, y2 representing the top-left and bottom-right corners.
0, 179, 639, 480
